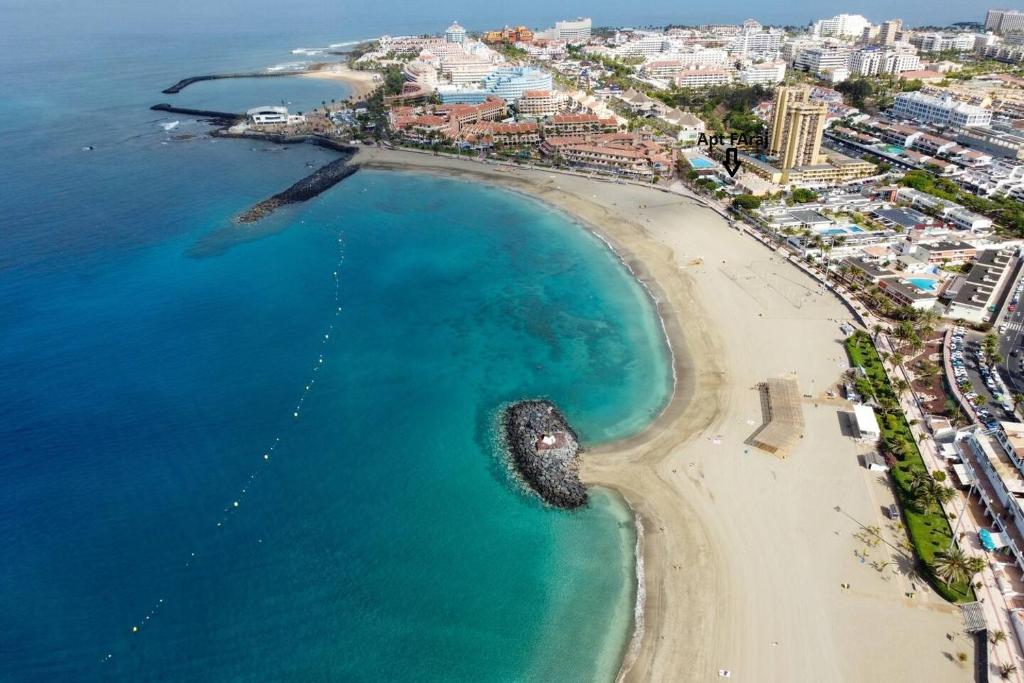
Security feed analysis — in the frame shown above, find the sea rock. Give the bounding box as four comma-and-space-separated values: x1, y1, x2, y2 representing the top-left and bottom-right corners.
504, 400, 587, 509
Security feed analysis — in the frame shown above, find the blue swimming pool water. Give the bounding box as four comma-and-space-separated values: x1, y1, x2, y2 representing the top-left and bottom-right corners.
688, 157, 714, 169
908, 277, 938, 291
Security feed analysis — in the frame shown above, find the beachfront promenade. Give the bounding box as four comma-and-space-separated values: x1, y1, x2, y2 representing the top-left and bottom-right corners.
718, 192, 1024, 680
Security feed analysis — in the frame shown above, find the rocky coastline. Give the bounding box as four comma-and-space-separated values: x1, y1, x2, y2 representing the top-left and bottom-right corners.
235, 149, 359, 223
503, 400, 587, 509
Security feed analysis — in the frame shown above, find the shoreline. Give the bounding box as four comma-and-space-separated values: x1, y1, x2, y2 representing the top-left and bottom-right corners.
300, 63, 379, 101
353, 147, 966, 683
355, 148, 722, 681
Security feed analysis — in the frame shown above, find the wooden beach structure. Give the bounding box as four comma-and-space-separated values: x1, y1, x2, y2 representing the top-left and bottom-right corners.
748, 376, 805, 458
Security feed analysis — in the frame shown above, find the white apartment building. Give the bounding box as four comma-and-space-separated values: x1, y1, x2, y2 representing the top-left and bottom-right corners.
440, 57, 498, 86
516, 90, 562, 117
737, 60, 787, 85
812, 14, 871, 39
849, 47, 921, 76
641, 60, 686, 79
614, 35, 668, 58
543, 17, 592, 44
727, 21, 784, 58
445, 21, 467, 44
892, 91, 993, 128
794, 43, 850, 76
673, 67, 732, 88
909, 32, 977, 52
986, 9, 1024, 35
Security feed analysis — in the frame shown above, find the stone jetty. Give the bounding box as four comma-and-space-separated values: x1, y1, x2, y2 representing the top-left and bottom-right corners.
150, 103, 242, 124
161, 71, 299, 95
235, 150, 359, 224
503, 400, 587, 508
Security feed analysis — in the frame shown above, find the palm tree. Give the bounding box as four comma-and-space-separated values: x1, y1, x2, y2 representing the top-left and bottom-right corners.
926, 480, 957, 506
1000, 663, 1018, 680
933, 546, 985, 586
990, 629, 1008, 646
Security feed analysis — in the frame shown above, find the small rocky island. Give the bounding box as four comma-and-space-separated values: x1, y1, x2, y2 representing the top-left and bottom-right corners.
503, 400, 587, 508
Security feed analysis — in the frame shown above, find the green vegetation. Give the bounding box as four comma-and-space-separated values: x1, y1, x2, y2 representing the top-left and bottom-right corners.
790, 188, 818, 204
381, 65, 405, 96
835, 78, 874, 109
732, 194, 762, 210
653, 84, 770, 138
844, 331, 972, 603
900, 170, 1024, 235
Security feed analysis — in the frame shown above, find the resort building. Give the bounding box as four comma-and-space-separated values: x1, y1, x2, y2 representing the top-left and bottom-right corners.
737, 60, 787, 86
957, 125, 1024, 161
516, 90, 562, 118
445, 21, 467, 44
811, 13, 871, 39
481, 67, 553, 103
891, 92, 993, 129
986, 9, 1024, 35
727, 21, 784, 58
537, 17, 592, 44
440, 57, 499, 87
672, 67, 732, 89
541, 133, 673, 178
896, 188, 995, 231
912, 240, 977, 264
659, 109, 706, 144
458, 122, 541, 147
945, 247, 1017, 322
543, 113, 618, 136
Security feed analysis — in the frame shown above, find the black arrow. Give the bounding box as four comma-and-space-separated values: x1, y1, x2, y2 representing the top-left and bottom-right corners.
723, 147, 741, 177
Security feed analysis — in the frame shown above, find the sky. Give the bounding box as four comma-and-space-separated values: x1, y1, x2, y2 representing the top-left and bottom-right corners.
2, 0, 1020, 40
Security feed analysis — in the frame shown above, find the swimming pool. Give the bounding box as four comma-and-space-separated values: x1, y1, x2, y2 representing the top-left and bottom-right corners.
688, 157, 715, 170
907, 277, 938, 291
817, 225, 866, 237
884, 145, 905, 155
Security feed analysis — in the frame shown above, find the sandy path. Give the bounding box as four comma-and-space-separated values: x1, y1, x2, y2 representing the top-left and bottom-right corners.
354, 149, 971, 682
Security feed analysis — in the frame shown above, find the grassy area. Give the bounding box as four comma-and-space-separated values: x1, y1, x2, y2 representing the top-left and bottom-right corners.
845, 331, 973, 603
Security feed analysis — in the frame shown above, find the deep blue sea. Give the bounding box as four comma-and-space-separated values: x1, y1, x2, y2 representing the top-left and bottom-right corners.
0, 21, 673, 682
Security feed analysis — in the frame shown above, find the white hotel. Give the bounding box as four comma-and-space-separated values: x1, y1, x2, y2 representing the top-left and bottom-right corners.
737, 60, 787, 85
892, 91, 993, 129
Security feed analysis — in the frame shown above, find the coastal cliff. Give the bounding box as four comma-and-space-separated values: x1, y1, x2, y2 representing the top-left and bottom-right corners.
504, 400, 587, 509
236, 150, 359, 223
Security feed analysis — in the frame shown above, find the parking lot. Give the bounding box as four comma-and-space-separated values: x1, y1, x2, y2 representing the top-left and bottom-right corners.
950, 325, 1013, 428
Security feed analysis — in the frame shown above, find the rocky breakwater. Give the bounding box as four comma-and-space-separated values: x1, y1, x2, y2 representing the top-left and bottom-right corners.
504, 400, 587, 509
236, 148, 359, 224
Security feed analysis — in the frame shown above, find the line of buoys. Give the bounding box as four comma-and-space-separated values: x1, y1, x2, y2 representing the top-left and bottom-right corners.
101, 229, 347, 663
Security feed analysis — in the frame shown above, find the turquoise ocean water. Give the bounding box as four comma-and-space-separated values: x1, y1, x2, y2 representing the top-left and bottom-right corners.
0, 21, 673, 682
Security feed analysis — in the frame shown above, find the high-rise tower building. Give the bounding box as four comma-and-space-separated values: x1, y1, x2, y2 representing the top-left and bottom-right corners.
770, 87, 828, 169
878, 19, 903, 46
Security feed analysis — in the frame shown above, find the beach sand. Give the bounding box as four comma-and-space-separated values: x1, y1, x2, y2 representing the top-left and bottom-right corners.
355, 148, 970, 682
301, 63, 379, 100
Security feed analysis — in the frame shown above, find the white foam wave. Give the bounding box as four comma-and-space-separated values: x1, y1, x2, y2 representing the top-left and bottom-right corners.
266, 61, 310, 72
616, 510, 646, 683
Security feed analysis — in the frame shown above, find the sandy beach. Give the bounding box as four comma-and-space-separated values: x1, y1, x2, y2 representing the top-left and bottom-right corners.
355, 148, 970, 682
302, 63, 379, 100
